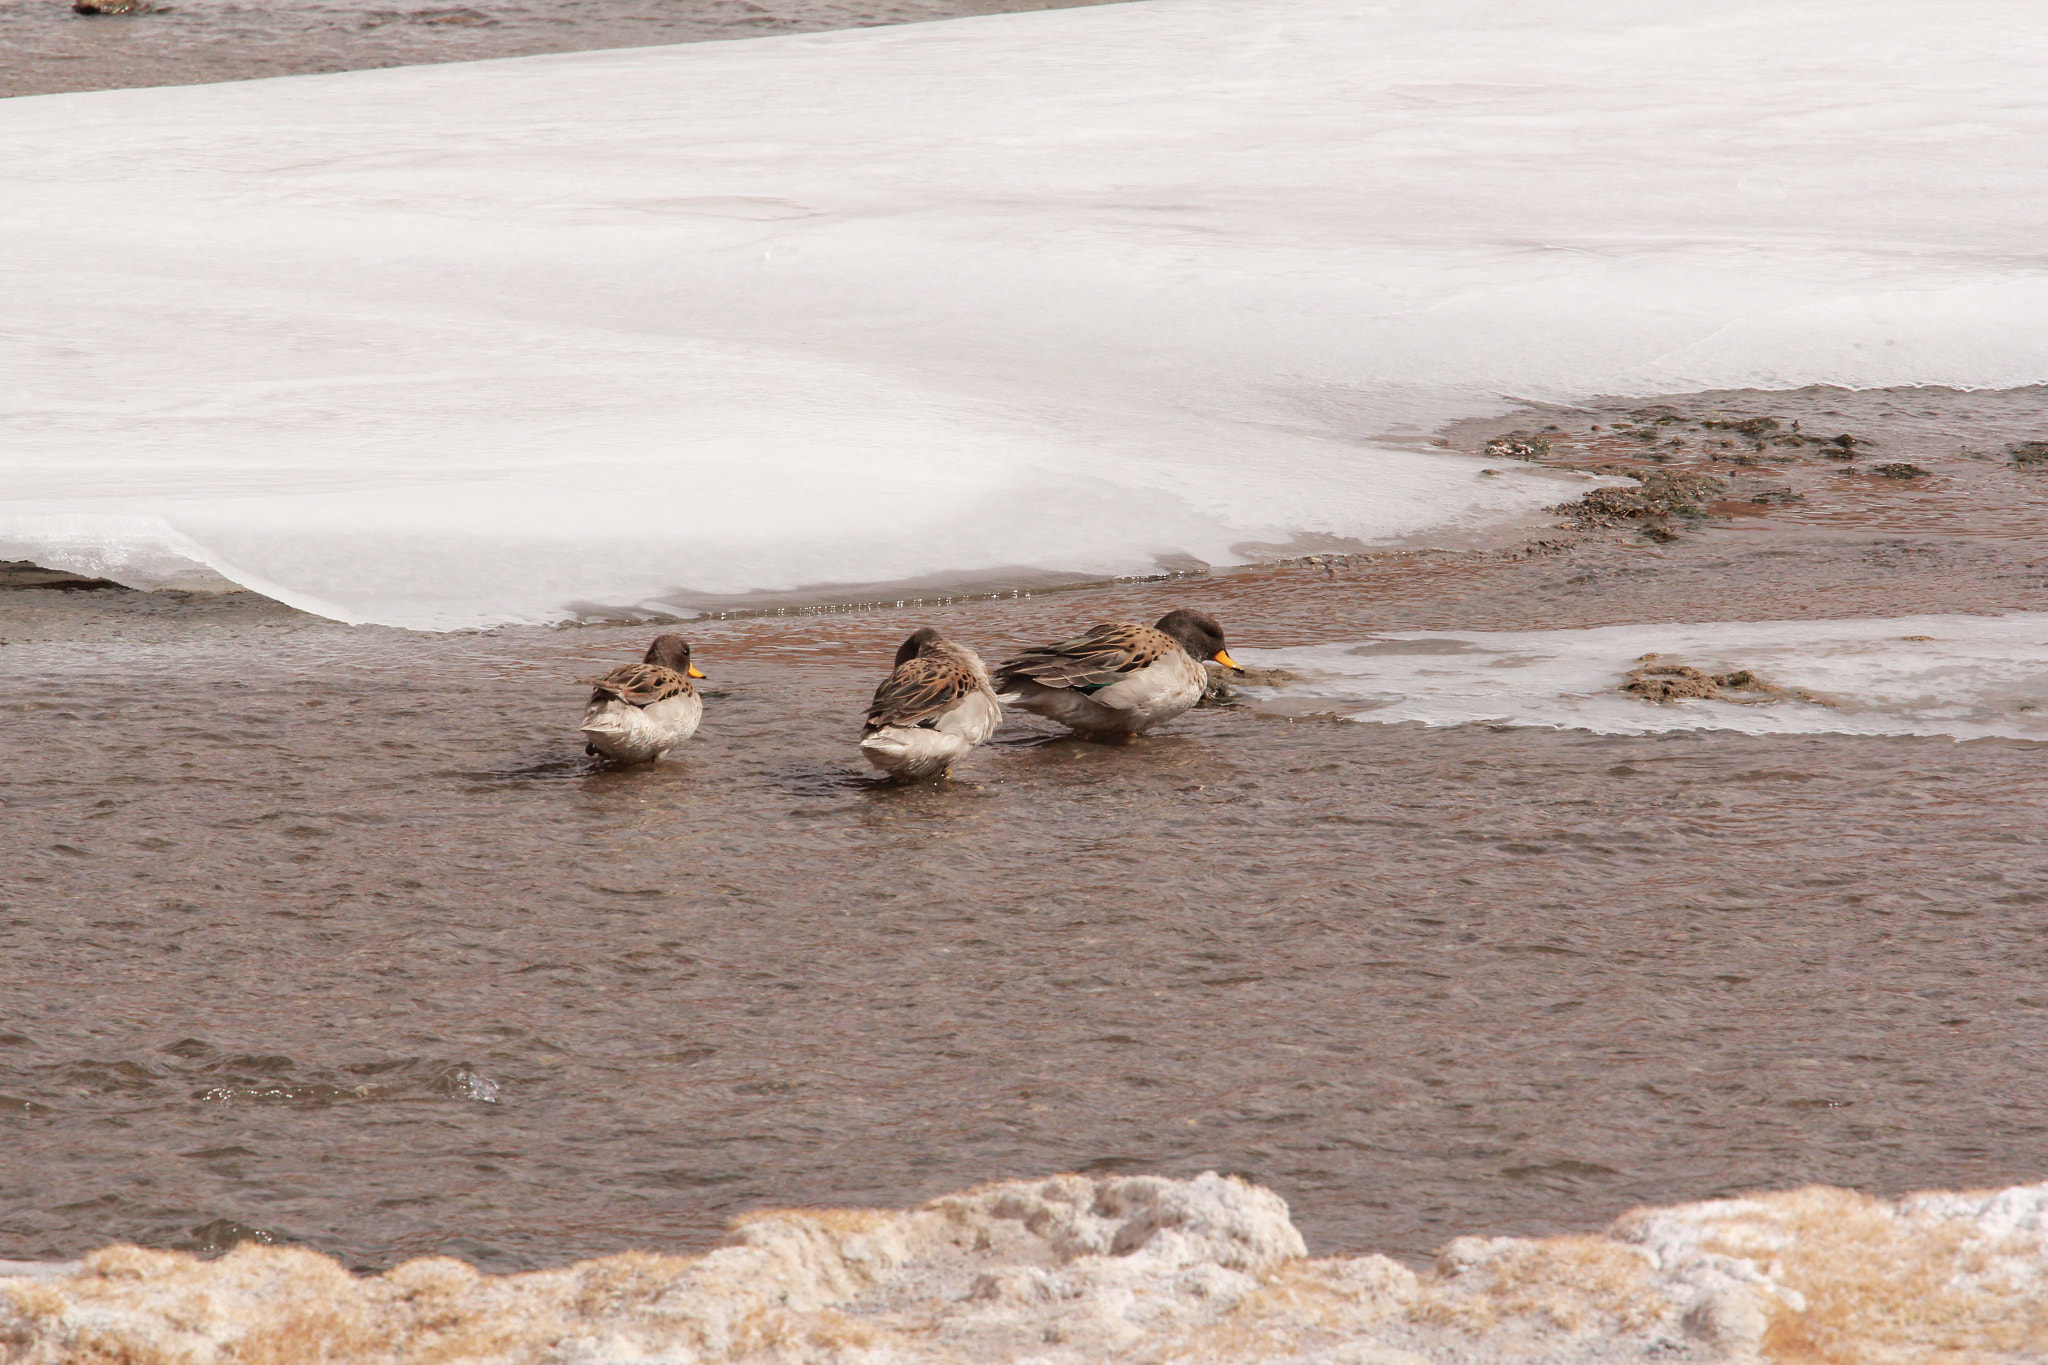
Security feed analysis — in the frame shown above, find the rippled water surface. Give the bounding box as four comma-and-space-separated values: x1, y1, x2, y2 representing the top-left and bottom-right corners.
7, 389, 2048, 1272
8, 621, 2048, 1272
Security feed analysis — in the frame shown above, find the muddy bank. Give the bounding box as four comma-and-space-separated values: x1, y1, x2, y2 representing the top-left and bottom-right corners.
1447, 383, 2048, 548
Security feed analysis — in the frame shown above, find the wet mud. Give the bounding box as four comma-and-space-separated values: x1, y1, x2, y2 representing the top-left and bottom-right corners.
1452, 383, 2048, 549
5, 387, 2048, 1277
1615, 658, 1824, 708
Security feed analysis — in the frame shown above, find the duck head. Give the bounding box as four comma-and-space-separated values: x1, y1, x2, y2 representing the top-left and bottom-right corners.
644, 633, 706, 679
1155, 608, 1239, 669
893, 626, 944, 666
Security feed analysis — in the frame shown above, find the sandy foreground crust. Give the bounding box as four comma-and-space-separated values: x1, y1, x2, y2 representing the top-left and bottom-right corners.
4, 1171, 2044, 1364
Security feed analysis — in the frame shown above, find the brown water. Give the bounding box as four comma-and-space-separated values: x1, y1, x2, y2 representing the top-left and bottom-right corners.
6, 387, 2048, 1275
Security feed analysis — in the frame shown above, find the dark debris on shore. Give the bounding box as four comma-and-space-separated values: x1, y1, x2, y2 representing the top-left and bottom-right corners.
1454, 389, 2048, 549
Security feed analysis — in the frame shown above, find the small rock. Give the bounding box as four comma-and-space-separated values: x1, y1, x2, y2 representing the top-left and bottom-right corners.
1701, 415, 1780, 438
1554, 468, 1724, 528
1228, 665, 1304, 689
1623, 664, 1725, 702
1622, 661, 1832, 708
1483, 432, 1550, 461
1682, 1288, 1770, 1355
0, 559, 122, 590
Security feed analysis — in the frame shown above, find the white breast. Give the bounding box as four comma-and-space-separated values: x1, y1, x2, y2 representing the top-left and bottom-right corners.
1011, 652, 1206, 735
579, 691, 703, 762
861, 690, 1001, 779
1093, 653, 1207, 726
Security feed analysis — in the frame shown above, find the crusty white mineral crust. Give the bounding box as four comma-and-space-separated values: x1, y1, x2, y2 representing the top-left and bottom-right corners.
6, 1172, 2048, 1363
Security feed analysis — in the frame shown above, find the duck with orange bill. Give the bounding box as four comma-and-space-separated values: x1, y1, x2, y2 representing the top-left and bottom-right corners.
859, 627, 1003, 781
578, 634, 706, 762
992, 608, 1240, 739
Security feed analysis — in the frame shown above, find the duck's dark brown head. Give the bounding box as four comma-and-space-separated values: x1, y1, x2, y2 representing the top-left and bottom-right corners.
1155, 608, 1239, 669
644, 633, 706, 679
894, 626, 944, 667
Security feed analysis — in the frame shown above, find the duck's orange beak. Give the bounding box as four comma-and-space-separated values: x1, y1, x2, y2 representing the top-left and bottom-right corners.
687, 665, 707, 679
1213, 649, 1241, 670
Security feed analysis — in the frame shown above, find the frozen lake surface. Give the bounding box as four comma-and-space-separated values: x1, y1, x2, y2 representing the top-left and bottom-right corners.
6, 0, 2047, 627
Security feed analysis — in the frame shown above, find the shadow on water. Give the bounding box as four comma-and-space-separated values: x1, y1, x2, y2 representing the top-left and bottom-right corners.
450, 756, 592, 784
764, 763, 888, 799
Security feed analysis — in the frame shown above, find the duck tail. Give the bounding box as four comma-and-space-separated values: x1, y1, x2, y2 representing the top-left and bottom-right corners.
859, 724, 963, 780
858, 728, 907, 755
578, 698, 631, 736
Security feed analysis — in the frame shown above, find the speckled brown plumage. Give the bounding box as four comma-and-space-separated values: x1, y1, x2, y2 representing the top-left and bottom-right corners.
584, 661, 695, 709
992, 622, 1185, 694
859, 628, 1002, 780
584, 633, 701, 709
864, 656, 983, 731
991, 610, 1234, 738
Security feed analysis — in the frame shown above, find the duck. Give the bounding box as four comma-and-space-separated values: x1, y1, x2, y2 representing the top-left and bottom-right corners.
991, 607, 1239, 739
860, 627, 1002, 781
578, 634, 705, 762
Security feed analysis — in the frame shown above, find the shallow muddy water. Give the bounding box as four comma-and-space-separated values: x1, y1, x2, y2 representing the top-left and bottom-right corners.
7, 388, 2048, 1274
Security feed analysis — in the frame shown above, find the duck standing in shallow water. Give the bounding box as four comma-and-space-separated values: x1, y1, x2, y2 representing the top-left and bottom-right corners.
860, 628, 1002, 781
992, 608, 1239, 739
578, 634, 705, 762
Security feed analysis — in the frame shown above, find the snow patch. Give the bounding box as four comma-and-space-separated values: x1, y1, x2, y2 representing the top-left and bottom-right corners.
5, 0, 2048, 625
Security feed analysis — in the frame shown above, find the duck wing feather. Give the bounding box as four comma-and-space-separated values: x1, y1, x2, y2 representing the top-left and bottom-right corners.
584, 662, 693, 708
865, 655, 983, 731
993, 623, 1174, 692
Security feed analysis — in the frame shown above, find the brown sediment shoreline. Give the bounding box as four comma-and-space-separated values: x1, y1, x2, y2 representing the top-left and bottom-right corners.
5, 386, 2048, 1285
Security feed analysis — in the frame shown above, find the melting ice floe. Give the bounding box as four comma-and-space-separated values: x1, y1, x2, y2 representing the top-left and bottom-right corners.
4, 0, 2048, 627
1243, 613, 2048, 741
7, 1172, 2048, 1363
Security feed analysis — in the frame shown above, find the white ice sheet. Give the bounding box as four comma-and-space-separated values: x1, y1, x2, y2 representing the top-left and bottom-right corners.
1244, 614, 2048, 741
4, 1, 2046, 626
